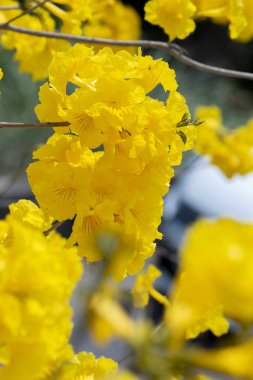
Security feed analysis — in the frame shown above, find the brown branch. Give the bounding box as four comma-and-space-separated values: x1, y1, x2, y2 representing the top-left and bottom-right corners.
0, 5, 21, 10
44, 220, 65, 236
4, 0, 51, 25
0, 23, 252, 80
0, 121, 70, 128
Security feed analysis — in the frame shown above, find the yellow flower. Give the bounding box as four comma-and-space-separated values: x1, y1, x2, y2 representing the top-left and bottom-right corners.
237, 0, 253, 42
52, 352, 118, 380
0, 213, 82, 379
194, 106, 253, 177
190, 338, 253, 379
0, 0, 140, 79
132, 264, 169, 307
84, 0, 141, 53
89, 289, 136, 344
31, 44, 196, 280
167, 218, 253, 344
193, 0, 246, 39
144, 0, 197, 41
8, 199, 53, 232
68, 191, 118, 261
144, 0, 253, 42
1, 7, 69, 80
108, 372, 139, 380
28, 163, 91, 221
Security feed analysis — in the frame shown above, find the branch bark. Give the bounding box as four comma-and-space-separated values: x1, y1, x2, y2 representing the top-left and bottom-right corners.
0, 23, 252, 81
0, 121, 70, 128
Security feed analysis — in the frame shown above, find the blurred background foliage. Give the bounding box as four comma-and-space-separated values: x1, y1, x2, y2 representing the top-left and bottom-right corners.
0, 0, 252, 179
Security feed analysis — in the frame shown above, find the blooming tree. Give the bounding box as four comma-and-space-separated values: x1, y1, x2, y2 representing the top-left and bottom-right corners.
0, 0, 253, 379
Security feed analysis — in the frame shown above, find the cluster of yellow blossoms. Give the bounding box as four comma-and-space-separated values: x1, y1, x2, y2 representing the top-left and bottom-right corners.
168, 217, 253, 378
0, 199, 121, 380
145, 0, 253, 42
126, 218, 253, 379
27, 44, 197, 281
0, 0, 140, 79
194, 106, 253, 177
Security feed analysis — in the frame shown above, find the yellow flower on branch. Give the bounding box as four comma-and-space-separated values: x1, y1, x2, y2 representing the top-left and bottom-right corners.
28, 44, 197, 280
194, 106, 253, 177
0, 0, 141, 79
144, 0, 253, 42
144, 0, 196, 41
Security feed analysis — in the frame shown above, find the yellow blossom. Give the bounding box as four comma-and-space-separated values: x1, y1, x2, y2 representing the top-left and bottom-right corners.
193, 0, 247, 39
144, 0, 196, 41
29, 44, 197, 280
0, 0, 140, 79
51, 352, 118, 380
108, 372, 139, 380
132, 264, 169, 307
237, 0, 253, 42
194, 106, 253, 177
89, 290, 136, 344
144, 0, 253, 42
84, 0, 141, 53
0, 211, 82, 379
190, 338, 253, 379
8, 199, 53, 232
167, 218, 253, 345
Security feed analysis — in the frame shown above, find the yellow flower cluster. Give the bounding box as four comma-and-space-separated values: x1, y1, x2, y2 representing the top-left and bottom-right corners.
167, 218, 253, 342
144, 0, 253, 42
194, 106, 253, 177
0, 200, 82, 380
0, 0, 140, 79
50, 352, 118, 380
144, 0, 196, 41
27, 44, 197, 281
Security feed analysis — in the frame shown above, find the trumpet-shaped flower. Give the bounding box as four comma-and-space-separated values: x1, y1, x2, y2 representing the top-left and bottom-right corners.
145, 0, 196, 41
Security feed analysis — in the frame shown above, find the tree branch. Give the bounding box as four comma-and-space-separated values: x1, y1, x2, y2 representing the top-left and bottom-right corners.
4, 0, 51, 25
0, 23, 252, 80
44, 220, 65, 236
0, 121, 70, 128
0, 5, 21, 10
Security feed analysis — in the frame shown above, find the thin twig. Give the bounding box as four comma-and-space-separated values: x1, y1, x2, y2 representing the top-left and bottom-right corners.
0, 24, 252, 80
4, 0, 51, 25
0, 5, 21, 10
0, 121, 70, 128
44, 220, 65, 236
